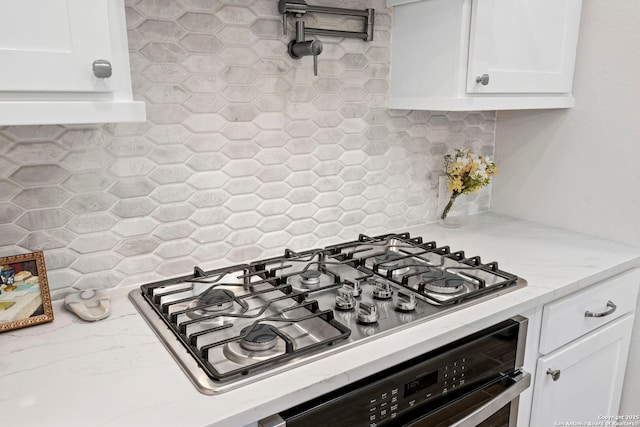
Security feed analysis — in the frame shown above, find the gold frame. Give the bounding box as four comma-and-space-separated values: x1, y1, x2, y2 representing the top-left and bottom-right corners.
0, 252, 54, 332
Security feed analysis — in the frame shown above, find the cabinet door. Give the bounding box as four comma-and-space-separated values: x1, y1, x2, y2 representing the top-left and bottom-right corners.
530, 315, 634, 426
467, 0, 582, 94
0, 0, 112, 92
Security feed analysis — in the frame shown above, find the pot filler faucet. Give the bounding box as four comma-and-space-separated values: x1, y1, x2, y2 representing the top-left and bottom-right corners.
278, 0, 375, 76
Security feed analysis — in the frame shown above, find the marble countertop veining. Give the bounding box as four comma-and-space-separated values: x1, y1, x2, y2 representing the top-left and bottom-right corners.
2, 213, 640, 427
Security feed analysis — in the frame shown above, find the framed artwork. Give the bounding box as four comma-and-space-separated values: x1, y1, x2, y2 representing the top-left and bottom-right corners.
0, 251, 54, 332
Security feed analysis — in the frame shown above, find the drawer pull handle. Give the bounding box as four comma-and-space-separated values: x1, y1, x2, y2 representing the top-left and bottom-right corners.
546, 368, 561, 381
584, 300, 617, 318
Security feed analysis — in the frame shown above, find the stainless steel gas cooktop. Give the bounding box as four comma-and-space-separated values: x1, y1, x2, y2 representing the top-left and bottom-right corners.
129, 232, 526, 394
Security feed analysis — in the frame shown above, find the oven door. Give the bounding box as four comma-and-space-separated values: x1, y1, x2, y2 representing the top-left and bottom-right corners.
399, 371, 531, 427
260, 371, 531, 427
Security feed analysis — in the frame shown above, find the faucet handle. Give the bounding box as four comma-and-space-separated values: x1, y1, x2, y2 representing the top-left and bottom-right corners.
288, 39, 322, 76
288, 39, 322, 58
281, 11, 287, 35
288, 21, 323, 76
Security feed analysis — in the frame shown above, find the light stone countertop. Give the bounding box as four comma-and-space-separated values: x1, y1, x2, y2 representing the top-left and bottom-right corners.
2, 213, 640, 427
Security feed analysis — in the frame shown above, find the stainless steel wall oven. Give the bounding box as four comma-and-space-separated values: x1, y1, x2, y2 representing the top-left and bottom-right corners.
259, 316, 529, 427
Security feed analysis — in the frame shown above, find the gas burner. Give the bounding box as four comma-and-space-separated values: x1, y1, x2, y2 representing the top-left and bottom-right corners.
422, 278, 465, 294
288, 270, 332, 290
420, 270, 445, 281
373, 252, 411, 276
301, 270, 321, 286
223, 337, 287, 366
186, 288, 235, 322
239, 324, 279, 352
223, 324, 289, 366
374, 252, 402, 266
372, 281, 393, 300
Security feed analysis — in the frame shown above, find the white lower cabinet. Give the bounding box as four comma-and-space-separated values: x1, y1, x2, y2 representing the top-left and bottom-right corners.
527, 269, 640, 426
530, 315, 635, 426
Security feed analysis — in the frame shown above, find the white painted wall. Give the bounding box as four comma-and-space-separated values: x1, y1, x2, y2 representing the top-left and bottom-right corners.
491, 0, 640, 415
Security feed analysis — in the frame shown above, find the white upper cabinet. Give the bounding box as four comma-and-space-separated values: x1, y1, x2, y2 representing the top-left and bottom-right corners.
0, 0, 145, 126
467, 0, 581, 94
387, 0, 583, 111
0, 0, 112, 92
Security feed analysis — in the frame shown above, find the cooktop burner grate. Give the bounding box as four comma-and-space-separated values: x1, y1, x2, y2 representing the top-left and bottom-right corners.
139, 266, 350, 381
129, 231, 526, 394
329, 233, 519, 306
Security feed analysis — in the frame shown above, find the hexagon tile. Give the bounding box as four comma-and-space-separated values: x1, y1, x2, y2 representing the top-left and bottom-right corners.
0, 0, 497, 298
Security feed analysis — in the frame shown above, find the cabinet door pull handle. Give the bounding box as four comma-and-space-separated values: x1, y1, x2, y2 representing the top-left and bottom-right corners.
475, 74, 490, 85
546, 368, 561, 381
584, 300, 617, 318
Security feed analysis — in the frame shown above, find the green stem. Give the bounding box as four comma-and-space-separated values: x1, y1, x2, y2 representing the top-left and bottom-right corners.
440, 192, 460, 220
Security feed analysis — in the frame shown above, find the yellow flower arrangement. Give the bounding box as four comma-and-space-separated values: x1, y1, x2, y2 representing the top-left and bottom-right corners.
440, 149, 497, 221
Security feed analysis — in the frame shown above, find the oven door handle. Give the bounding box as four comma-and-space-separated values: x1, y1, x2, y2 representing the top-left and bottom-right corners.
449, 371, 531, 427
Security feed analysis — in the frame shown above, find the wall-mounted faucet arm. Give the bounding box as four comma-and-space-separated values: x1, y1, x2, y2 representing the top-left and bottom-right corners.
279, 0, 374, 76
279, 0, 375, 41
278, 0, 308, 35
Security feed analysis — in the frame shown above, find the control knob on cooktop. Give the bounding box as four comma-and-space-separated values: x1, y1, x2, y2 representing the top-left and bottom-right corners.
335, 287, 357, 310
372, 281, 393, 300
343, 280, 362, 297
394, 290, 417, 312
357, 302, 378, 324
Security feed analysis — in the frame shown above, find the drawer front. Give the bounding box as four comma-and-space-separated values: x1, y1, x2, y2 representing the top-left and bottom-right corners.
539, 269, 640, 355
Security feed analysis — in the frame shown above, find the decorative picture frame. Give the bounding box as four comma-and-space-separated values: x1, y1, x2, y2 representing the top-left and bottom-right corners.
0, 251, 54, 332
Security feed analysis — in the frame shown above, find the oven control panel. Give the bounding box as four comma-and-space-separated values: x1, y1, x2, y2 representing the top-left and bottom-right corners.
442, 358, 467, 393
364, 357, 470, 425
277, 318, 524, 427
365, 387, 400, 424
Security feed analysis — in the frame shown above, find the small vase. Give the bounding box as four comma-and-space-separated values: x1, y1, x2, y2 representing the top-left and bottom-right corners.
437, 176, 468, 228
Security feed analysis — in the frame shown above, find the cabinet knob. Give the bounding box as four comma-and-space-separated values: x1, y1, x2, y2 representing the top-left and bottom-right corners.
475, 74, 490, 85
546, 368, 561, 381
92, 59, 113, 78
